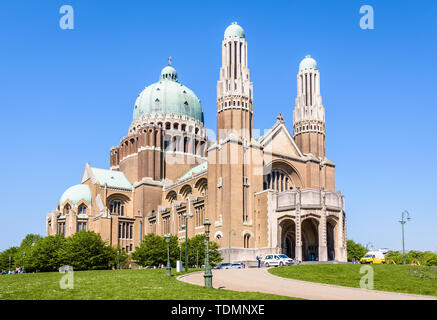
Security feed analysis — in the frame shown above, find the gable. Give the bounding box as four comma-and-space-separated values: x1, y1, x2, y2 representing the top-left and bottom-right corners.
261, 124, 303, 158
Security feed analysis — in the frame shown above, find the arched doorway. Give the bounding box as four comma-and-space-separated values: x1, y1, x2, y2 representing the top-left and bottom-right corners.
301, 218, 319, 261
327, 218, 337, 261
280, 219, 296, 259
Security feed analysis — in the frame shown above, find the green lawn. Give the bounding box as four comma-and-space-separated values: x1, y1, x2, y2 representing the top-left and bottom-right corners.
269, 264, 437, 297
0, 269, 296, 300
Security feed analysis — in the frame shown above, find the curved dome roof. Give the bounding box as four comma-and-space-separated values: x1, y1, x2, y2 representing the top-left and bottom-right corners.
224, 22, 245, 39
133, 65, 204, 123
299, 55, 318, 71
60, 184, 92, 205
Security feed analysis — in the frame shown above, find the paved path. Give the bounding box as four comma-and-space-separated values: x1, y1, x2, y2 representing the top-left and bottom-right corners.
177, 268, 437, 300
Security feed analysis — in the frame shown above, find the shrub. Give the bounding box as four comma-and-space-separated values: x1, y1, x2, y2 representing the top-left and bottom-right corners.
57, 231, 114, 270
346, 240, 367, 261
132, 234, 180, 267
180, 234, 223, 267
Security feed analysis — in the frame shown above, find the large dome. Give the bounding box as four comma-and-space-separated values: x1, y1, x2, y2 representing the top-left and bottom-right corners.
133, 65, 204, 123
224, 22, 245, 39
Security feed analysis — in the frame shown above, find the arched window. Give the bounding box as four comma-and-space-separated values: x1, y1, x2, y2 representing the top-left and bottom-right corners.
78, 204, 87, 215
63, 204, 71, 216
244, 234, 250, 248
180, 185, 192, 200
109, 200, 124, 216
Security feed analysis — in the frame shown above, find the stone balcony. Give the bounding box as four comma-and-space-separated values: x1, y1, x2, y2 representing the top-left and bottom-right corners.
276, 189, 344, 212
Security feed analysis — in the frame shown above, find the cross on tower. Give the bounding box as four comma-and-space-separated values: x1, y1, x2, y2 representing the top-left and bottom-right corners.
168, 56, 172, 66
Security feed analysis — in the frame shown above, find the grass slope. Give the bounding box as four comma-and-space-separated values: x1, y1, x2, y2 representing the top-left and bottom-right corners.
0, 269, 297, 300
269, 264, 437, 297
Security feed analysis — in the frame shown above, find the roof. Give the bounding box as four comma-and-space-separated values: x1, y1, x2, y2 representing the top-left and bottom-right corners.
179, 162, 208, 181
81, 163, 133, 190
90, 167, 132, 190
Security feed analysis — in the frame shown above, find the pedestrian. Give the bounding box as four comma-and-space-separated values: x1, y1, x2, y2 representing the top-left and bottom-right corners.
1, 269, 6, 275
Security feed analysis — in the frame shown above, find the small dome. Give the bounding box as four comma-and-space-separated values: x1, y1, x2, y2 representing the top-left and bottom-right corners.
59, 184, 92, 205
299, 55, 318, 71
224, 22, 245, 39
133, 65, 204, 123
160, 66, 178, 81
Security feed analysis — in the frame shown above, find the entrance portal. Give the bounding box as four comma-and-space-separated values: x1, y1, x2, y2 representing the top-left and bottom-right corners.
280, 219, 296, 259
301, 218, 319, 261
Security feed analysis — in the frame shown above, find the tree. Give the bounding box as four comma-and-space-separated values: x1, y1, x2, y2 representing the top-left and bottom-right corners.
181, 234, 223, 267
110, 245, 129, 269
132, 234, 179, 267
57, 231, 114, 270
424, 253, 437, 266
30, 235, 66, 272
346, 240, 367, 261
0, 247, 19, 271
20, 234, 42, 248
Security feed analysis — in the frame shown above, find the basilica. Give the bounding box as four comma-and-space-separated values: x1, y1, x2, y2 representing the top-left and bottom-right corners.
46, 22, 347, 263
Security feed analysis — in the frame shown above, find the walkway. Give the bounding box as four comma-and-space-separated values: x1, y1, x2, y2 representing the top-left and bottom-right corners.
177, 268, 437, 300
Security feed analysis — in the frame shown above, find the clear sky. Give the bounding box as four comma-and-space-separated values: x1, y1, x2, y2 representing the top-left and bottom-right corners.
0, 0, 436, 252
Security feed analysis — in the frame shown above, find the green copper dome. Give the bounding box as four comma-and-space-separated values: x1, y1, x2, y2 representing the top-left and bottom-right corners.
60, 184, 92, 205
133, 65, 204, 123
299, 55, 318, 71
224, 22, 245, 39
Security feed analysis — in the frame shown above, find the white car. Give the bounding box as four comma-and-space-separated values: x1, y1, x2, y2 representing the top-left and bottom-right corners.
262, 254, 294, 267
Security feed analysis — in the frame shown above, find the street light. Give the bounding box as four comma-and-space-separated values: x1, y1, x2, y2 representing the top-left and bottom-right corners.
399, 210, 411, 265
165, 234, 171, 276
22, 252, 26, 273
183, 212, 193, 272
8, 256, 11, 274
117, 249, 120, 270
203, 218, 212, 288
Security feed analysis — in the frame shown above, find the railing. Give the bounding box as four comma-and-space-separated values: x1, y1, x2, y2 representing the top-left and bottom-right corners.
276, 189, 343, 211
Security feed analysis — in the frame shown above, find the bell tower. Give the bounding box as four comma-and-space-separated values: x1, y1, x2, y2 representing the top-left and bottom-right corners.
217, 22, 253, 141
293, 55, 326, 159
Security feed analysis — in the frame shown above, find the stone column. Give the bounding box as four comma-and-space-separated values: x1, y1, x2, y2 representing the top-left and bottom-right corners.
319, 191, 328, 262
295, 188, 303, 262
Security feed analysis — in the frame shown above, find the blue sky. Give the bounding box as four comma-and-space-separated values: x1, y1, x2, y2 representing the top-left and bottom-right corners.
0, 0, 436, 252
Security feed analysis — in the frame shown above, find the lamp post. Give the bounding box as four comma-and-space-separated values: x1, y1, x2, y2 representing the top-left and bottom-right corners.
22, 252, 26, 273
165, 234, 171, 276
399, 210, 411, 265
196, 249, 199, 268
203, 218, 212, 288
117, 249, 120, 270
8, 256, 11, 274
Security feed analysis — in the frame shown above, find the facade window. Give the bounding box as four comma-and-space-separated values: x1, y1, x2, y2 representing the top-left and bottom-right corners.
244, 234, 250, 248
63, 204, 71, 216
195, 204, 205, 227
78, 205, 87, 215
110, 200, 124, 216
77, 222, 87, 232
162, 216, 170, 234
57, 222, 65, 235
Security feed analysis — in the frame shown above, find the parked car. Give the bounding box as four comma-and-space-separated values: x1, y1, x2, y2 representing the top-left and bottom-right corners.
213, 263, 233, 269
360, 250, 386, 264
262, 254, 294, 267
230, 263, 245, 269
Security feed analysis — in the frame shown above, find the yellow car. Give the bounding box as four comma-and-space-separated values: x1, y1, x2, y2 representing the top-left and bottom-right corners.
360, 251, 386, 264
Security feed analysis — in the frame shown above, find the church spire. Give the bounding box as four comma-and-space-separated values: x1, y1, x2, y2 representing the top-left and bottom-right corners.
293, 55, 326, 159
216, 22, 253, 141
